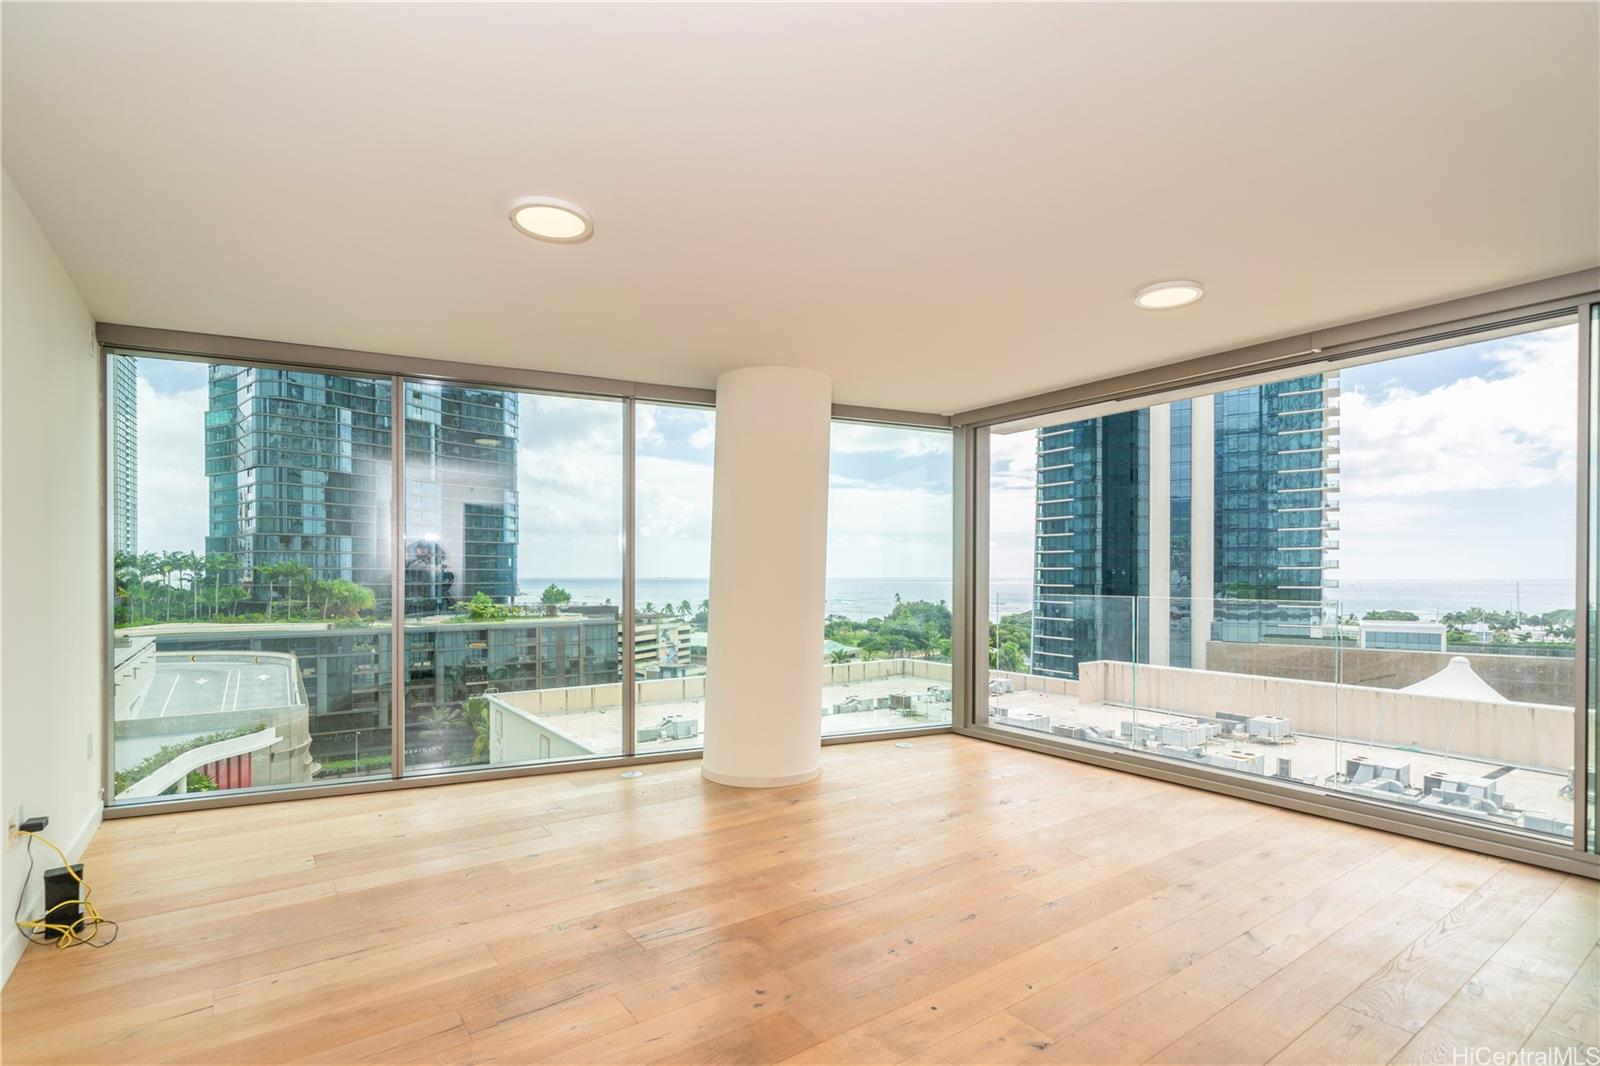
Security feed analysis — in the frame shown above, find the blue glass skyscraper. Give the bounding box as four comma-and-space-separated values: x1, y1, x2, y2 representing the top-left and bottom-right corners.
205, 369, 519, 610
1030, 374, 1339, 678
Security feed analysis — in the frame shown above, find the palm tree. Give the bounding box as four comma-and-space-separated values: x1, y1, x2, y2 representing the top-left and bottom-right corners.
260, 561, 310, 619
643, 601, 655, 616
179, 551, 203, 620
113, 552, 142, 625
678, 599, 692, 618
135, 551, 160, 621
158, 551, 184, 620
203, 552, 239, 617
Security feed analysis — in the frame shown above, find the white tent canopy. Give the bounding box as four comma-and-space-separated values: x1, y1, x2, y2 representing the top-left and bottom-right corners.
1399, 656, 1508, 704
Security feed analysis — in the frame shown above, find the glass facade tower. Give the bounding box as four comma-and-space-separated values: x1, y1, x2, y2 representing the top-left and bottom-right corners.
1030, 375, 1339, 678
111, 355, 138, 553
205, 368, 519, 610
1033, 411, 1150, 678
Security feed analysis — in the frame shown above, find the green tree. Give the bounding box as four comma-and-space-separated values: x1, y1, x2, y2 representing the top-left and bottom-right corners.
465, 695, 491, 760
259, 561, 311, 620
158, 551, 184, 620
463, 591, 508, 621
997, 641, 1024, 672
540, 583, 572, 606
202, 552, 240, 617
136, 551, 161, 621
318, 579, 375, 619
1363, 609, 1420, 622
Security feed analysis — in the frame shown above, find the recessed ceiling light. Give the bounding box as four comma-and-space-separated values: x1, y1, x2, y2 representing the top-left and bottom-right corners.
1134, 280, 1205, 310
509, 196, 593, 244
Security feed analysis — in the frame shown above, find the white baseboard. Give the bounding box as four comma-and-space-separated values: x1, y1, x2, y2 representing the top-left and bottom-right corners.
1, 803, 102, 987
700, 765, 821, 788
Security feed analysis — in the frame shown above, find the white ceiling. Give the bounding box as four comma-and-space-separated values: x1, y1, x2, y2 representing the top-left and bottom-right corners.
4, 3, 1596, 414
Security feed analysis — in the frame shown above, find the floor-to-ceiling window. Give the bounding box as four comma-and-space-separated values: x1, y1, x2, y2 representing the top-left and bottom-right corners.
633, 401, 714, 754
104, 347, 962, 810
822, 420, 954, 735
402, 385, 625, 775
981, 318, 1585, 845
109, 353, 396, 800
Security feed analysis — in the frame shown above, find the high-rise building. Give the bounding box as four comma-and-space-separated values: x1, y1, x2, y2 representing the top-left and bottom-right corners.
205, 369, 519, 608
1030, 374, 1339, 678
402, 382, 519, 610
111, 355, 138, 554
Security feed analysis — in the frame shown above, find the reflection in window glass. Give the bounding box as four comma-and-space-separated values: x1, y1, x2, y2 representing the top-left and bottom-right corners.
110, 353, 394, 802
987, 322, 1580, 842
402, 386, 623, 773
633, 403, 714, 753
823, 422, 954, 735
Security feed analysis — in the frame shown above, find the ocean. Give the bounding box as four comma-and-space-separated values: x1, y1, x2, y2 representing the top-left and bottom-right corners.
520, 576, 1577, 623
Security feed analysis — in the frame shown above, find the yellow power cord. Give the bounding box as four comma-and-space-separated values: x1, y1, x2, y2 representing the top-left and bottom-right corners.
13, 830, 119, 950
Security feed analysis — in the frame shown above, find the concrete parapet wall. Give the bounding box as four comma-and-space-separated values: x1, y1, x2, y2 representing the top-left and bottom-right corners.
1078, 659, 1572, 770
824, 658, 951, 685
1205, 641, 1573, 706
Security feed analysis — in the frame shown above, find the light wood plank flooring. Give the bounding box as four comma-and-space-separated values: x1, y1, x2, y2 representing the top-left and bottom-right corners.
2, 736, 1595, 1065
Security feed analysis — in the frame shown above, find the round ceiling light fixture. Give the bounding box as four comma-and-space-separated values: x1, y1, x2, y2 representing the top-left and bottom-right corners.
509, 196, 593, 244
1133, 280, 1205, 310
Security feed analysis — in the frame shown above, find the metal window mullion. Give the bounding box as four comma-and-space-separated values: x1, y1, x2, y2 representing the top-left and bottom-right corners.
390, 375, 406, 779
101, 345, 117, 805
1576, 302, 1595, 853
623, 397, 637, 756
951, 426, 972, 730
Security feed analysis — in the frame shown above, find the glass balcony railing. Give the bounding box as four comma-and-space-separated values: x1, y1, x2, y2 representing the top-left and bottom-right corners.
987, 593, 1578, 842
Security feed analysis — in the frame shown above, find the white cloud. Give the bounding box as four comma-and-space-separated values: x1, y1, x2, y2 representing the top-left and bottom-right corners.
134, 376, 209, 554
1338, 330, 1576, 500
516, 396, 626, 577
830, 422, 951, 458
826, 482, 952, 579
637, 454, 714, 577
1335, 326, 1577, 580
985, 428, 1039, 580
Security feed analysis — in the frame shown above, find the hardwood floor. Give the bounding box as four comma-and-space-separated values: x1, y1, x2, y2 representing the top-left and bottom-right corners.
2, 736, 1595, 1065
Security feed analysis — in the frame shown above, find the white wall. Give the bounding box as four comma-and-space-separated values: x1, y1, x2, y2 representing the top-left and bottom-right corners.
1, 172, 104, 985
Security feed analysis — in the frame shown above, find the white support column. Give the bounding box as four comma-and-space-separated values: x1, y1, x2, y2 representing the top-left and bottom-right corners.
702, 366, 832, 787
1148, 404, 1171, 667
1191, 394, 1216, 670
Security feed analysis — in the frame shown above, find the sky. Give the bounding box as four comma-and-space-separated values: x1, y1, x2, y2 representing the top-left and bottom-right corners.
986, 323, 1580, 584
125, 323, 1577, 589
125, 362, 954, 584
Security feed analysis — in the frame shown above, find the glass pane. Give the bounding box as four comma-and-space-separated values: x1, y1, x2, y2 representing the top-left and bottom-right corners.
634, 402, 714, 753
986, 320, 1580, 843
401, 385, 623, 773
823, 423, 954, 735
110, 353, 394, 803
